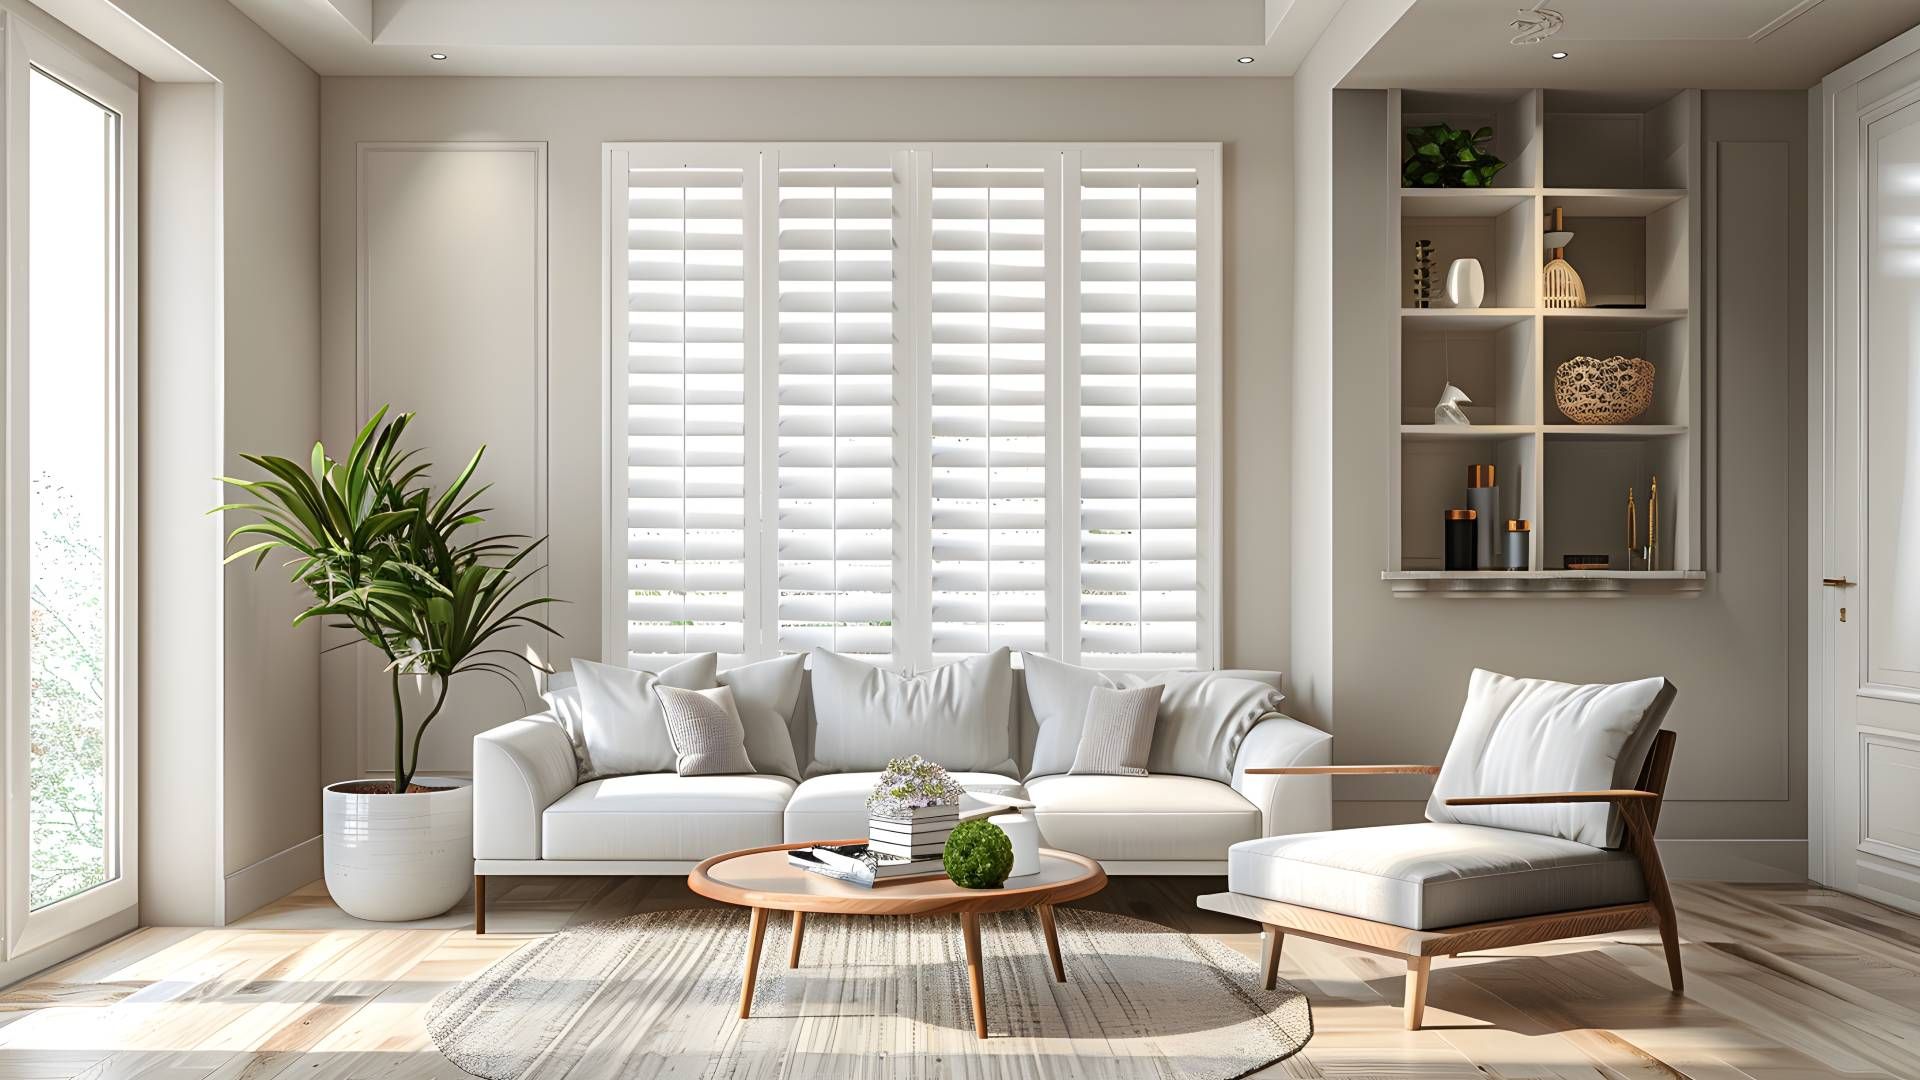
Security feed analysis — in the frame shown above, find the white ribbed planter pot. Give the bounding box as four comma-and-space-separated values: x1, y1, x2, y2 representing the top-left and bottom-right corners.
323, 777, 472, 922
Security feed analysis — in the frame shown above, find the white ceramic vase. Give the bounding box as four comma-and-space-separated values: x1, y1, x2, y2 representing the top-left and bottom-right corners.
322, 777, 473, 922
1445, 258, 1486, 309
993, 811, 1042, 877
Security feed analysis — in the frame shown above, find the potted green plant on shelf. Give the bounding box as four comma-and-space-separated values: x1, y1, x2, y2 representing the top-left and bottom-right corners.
1402, 122, 1507, 188
217, 407, 558, 921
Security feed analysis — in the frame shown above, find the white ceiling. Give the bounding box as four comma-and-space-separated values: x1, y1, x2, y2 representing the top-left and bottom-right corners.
1344, 0, 1920, 89
225, 0, 1347, 76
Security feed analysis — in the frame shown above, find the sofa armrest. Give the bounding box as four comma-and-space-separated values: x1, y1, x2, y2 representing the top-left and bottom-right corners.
1231, 713, 1333, 837
473, 715, 579, 860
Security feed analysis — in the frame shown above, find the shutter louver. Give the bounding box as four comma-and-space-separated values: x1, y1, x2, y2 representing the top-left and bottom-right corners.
1075, 167, 1202, 667
621, 162, 752, 665
928, 166, 1049, 663
775, 162, 901, 661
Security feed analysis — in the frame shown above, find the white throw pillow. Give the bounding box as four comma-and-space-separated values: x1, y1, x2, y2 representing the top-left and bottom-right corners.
571, 655, 718, 777
806, 647, 1015, 775
539, 684, 593, 779
1425, 668, 1676, 849
1069, 684, 1164, 776
717, 653, 807, 781
1022, 652, 1285, 783
655, 685, 756, 776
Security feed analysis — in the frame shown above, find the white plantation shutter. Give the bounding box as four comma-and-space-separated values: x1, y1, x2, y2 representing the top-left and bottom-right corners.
926, 160, 1055, 663
770, 155, 905, 662
602, 143, 1218, 670
1071, 159, 1211, 668
607, 150, 759, 667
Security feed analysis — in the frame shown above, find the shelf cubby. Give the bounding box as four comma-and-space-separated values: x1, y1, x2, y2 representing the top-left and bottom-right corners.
1541, 433, 1689, 574
1398, 433, 1536, 572
1543, 316, 1690, 428
1402, 89, 1542, 189
1402, 316, 1534, 426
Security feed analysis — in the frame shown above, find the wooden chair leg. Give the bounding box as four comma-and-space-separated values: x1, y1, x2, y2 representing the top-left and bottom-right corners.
1623, 800, 1684, 994
1260, 924, 1284, 990
473, 875, 486, 935
1404, 956, 1431, 1031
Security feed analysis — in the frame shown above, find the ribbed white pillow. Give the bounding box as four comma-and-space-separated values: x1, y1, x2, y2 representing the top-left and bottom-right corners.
1069, 684, 1164, 776
655, 684, 756, 776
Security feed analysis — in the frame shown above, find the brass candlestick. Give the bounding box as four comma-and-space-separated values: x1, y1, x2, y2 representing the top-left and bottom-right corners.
1626, 486, 1637, 571
1646, 475, 1659, 572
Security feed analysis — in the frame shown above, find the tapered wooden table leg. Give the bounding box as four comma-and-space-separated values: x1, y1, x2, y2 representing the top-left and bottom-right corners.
788, 910, 807, 968
1037, 904, 1066, 983
1261, 923, 1285, 990
738, 907, 769, 1019
961, 911, 988, 1039
1404, 955, 1431, 1031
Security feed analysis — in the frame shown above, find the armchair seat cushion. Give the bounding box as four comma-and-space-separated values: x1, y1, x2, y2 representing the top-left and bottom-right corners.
1027, 774, 1261, 862
542, 774, 794, 861
783, 771, 1024, 843
1227, 822, 1647, 930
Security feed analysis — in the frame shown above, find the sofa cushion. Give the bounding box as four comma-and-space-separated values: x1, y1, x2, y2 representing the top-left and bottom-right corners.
806, 647, 1015, 775
1024, 774, 1260, 862
717, 653, 806, 781
572, 655, 718, 778
539, 684, 592, 778
1425, 669, 1676, 848
655, 685, 755, 776
1022, 653, 1284, 783
784, 771, 1024, 843
1227, 822, 1649, 930
541, 773, 793, 861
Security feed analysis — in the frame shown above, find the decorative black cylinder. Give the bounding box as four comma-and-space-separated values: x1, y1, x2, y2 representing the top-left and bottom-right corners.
1444, 509, 1478, 571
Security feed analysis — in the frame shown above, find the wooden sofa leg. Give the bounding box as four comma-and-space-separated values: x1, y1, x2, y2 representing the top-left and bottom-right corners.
474, 875, 486, 935
1260, 924, 1284, 990
1404, 956, 1431, 1030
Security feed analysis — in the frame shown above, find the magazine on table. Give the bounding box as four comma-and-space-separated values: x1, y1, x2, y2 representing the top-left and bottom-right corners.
787, 843, 944, 887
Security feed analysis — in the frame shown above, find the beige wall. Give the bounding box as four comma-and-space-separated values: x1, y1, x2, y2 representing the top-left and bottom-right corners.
1314, 88, 1808, 870
317, 76, 1295, 780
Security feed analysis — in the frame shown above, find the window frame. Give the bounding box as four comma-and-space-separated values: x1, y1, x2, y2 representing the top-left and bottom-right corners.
0, 14, 139, 959
602, 142, 1220, 672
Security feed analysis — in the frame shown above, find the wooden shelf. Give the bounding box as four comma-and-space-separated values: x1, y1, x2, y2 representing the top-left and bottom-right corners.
1400, 424, 1533, 440
1542, 308, 1688, 328
1401, 308, 1534, 329
1382, 570, 1706, 597
1541, 188, 1686, 216
1542, 424, 1687, 438
1398, 188, 1537, 218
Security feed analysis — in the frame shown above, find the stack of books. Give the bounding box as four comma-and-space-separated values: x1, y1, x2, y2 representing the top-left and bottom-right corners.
868, 804, 960, 860
787, 843, 943, 888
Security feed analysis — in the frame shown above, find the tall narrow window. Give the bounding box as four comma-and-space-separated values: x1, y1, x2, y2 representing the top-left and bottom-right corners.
6, 20, 139, 958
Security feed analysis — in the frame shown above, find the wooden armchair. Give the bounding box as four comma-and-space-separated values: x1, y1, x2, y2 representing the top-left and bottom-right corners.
1198, 671, 1679, 1030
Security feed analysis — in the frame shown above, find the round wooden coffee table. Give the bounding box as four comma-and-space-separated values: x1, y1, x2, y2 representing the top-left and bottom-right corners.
689, 841, 1107, 1039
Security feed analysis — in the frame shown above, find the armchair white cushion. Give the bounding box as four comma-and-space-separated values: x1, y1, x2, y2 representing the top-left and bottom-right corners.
472, 715, 579, 860
1227, 823, 1647, 930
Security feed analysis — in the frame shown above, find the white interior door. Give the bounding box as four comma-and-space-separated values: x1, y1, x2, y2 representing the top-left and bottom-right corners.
1816, 30, 1920, 911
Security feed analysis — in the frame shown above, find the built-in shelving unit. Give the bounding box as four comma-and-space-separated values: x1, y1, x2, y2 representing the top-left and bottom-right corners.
1385, 88, 1703, 597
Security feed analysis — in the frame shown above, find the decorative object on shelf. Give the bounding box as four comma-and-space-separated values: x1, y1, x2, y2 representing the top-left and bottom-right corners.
1411, 239, 1435, 307
1444, 508, 1478, 571
1543, 207, 1588, 308
967, 792, 1042, 877
1564, 554, 1611, 570
1555, 354, 1655, 424
1402, 122, 1507, 187
1467, 465, 1499, 570
1627, 485, 1638, 570
1504, 519, 1532, 571
866, 755, 964, 861
1444, 258, 1486, 309
219, 407, 559, 922
942, 818, 1015, 889
1647, 474, 1659, 572
1433, 382, 1472, 426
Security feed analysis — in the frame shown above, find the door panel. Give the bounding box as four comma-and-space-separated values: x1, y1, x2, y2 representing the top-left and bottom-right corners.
1866, 106, 1920, 693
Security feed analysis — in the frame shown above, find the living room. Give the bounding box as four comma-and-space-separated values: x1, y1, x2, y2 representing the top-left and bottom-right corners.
0, 0, 1914, 1075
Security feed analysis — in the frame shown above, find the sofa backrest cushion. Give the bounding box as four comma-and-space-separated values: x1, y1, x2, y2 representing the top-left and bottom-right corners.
1021, 652, 1285, 783
806, 647, 1015, 776
1425, 668, 1677, 849
539, 683, 592, 778
572, 654, 718, 778
716, 653, 807, 780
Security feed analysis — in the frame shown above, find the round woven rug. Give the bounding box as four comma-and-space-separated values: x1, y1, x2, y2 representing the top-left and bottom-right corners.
427, 906, 1312, 1079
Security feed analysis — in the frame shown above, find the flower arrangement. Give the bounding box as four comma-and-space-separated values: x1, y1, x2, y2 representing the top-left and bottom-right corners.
943, 818, 1015, 889
864, 755, 965, 820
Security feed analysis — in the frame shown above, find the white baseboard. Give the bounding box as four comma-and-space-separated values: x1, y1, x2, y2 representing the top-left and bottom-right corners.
224, 835, 322, 922
1657, 839, 1807, 882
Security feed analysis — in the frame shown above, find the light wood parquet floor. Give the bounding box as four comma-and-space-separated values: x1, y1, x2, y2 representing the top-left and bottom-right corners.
0, 877, 1913, 1078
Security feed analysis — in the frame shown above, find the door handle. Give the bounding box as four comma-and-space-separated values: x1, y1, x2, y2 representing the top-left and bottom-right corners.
1822, 577, 1856, 587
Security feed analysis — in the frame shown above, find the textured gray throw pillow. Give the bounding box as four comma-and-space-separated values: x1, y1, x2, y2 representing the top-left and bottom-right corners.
654, 684, 756, 776
1069, 684, 1165, 776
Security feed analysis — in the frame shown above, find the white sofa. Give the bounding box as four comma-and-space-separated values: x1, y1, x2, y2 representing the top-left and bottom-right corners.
472, 664, 1332, 893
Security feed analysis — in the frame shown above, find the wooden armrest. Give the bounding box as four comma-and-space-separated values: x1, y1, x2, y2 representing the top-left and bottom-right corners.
1444, 789, 1659, 807
1244, 764, 1441, 776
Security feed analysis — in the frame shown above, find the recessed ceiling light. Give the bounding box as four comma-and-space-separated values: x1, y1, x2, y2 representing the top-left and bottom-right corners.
1236, 56, 1255, 64
429, 52, 448, 60
1550, 51, 1569, 60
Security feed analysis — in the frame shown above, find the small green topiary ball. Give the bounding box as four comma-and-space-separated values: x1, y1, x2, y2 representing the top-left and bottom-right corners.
942, 818, 1014, 890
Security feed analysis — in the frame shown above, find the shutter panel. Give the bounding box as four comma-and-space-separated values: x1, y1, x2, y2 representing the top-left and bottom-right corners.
618, 158, 755, 665
927, 163, 1051, 663
773, 159, 902, 662
1074, 165, 1203, 667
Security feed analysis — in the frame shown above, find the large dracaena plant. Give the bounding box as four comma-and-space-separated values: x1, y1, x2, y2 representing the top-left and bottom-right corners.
216, 407, 559, 792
